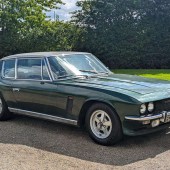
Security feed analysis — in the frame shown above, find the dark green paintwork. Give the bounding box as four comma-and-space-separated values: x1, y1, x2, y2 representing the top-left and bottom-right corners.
1, 73, 170, 135
0, 53, 170, 136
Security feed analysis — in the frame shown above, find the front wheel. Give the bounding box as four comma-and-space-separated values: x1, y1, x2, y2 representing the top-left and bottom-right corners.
86, 103, 123, 145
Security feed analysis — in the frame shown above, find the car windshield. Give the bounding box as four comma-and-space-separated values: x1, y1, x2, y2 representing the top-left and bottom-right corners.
48, 54, 111, 79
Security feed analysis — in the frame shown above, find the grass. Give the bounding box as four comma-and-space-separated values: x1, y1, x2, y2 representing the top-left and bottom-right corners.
112, 69, 170, 81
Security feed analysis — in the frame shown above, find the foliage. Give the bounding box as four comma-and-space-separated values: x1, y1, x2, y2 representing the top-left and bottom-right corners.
0, 0, 79, 57
113, 69, 170, 80
1, 0, 170, 69
73, 0, 170, 68
18, 21, 80, 53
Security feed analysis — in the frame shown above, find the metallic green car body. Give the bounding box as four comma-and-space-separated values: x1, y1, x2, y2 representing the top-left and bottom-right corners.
0, 52, 170, 136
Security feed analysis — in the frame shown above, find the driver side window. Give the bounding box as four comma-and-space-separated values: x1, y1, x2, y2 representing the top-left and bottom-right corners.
17, 58, 50, 80
17, 58, 42, 80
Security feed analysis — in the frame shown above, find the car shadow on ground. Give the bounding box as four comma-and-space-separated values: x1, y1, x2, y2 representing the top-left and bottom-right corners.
0, 115, 169, 166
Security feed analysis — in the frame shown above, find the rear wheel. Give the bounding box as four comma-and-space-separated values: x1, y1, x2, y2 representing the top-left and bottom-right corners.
0, 95, 12, 121
86, 103, 123, 145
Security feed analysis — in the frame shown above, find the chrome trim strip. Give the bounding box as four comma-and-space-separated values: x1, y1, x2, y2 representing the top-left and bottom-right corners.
46, 57, 55, 80
125, 114, 163, 121
44, 57, 53, 81
8, 107, 77, 126
2, 78, 52, 82
41, 58, 43, 80
12, 88, 20, 92
15, 58, 18, 79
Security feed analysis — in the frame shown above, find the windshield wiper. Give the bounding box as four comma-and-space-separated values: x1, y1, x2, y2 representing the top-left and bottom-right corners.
79, 70, 98, 74
58, 75, 73, 79
98, 71, 109, 75
58, 75, 88, 79
89, 72, 110, 78
79, 70, 109, 75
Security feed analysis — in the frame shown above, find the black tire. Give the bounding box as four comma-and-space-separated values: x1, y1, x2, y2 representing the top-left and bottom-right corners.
0, 95, 12, 121
85, 103, 123, 145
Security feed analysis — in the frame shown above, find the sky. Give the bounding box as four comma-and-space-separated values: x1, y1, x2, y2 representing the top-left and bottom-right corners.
46, 0, 78, 21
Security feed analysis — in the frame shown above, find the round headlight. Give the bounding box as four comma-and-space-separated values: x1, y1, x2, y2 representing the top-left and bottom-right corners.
148, 102, 154, 112
140, 104, 147, 114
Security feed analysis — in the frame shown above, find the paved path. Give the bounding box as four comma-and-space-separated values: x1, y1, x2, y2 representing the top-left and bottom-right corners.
0, 115, 169, 170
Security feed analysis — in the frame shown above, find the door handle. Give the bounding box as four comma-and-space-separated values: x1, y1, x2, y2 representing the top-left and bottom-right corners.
12, 88, 20, 92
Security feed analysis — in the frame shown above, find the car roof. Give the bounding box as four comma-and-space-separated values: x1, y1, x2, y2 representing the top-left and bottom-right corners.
1, 51, 91, 60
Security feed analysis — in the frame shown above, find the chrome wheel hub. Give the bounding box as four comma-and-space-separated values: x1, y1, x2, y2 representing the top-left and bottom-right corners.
90, 110, 112, 139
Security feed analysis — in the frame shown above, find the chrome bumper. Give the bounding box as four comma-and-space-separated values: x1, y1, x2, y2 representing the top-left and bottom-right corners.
125, 111, 170, 122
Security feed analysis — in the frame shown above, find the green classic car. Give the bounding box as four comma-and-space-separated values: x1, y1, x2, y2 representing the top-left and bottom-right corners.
0, 52, 170, 145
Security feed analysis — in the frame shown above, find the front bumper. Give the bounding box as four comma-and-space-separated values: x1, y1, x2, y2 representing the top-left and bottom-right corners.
123, 111, 170, 136
125, 111, 170, 123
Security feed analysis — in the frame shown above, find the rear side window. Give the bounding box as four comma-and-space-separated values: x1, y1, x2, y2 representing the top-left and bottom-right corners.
17, 58, 41, 80
3, 59, 15, 78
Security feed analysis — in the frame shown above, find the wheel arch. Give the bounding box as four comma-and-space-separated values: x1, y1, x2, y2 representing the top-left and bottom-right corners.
0, 91, 5, 100
78, 99, 120, 127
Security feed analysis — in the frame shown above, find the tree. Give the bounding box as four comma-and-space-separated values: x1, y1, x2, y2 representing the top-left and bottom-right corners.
20, 21, 80, 52
136, 0, 170, 68
73, 0, 170, 68
0, 0, 62, 57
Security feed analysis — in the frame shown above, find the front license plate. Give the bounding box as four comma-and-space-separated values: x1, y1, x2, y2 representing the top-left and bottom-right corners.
165, 112, 170, 123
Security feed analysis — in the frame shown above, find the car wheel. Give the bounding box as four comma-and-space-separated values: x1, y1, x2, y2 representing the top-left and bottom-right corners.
0, 95, 12, 121
86, 103, 123, 145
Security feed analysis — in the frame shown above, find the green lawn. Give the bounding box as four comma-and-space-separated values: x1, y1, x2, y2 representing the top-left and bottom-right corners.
112, 69, 170, 81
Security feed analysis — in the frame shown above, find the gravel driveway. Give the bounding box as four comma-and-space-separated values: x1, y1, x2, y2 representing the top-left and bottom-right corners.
0, 115, 169, 170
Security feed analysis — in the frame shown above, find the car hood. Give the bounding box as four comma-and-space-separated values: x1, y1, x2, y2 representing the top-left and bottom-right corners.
74, 74, 170, 102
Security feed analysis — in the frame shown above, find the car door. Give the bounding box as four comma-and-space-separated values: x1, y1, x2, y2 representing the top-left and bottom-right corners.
12, 56, 76, 120
40, 56, 76, 119
13, 58, 75, 123
12, 57, 54, 114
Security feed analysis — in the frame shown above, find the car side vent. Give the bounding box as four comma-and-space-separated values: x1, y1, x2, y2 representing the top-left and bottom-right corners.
66, 96, 73, 114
